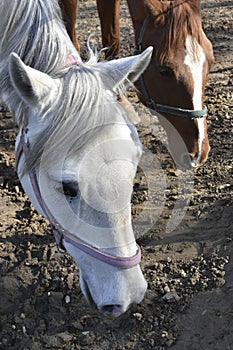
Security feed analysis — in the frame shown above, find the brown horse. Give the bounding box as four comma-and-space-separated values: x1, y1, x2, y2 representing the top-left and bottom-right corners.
61, 0, 214, 169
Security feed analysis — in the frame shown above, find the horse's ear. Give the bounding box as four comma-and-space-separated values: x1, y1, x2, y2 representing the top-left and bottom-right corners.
104, 46, 153, 90
9, 53, 57, 106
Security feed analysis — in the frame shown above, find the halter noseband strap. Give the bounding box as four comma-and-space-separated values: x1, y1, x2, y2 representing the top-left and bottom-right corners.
53, 228, 141, 268
16, 128, 141, 269
135, 19, 208, 119
138, 83, 208, 118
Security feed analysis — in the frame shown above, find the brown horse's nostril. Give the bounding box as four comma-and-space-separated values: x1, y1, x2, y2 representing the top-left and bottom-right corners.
100, 304, 125, 318
181, 152, 201, 169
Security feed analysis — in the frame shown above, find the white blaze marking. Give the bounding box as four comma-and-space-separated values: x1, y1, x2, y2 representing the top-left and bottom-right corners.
184, 35, 206, 164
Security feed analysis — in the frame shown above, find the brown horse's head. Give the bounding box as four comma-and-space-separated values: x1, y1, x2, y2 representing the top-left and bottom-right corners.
128, 0, 214, 169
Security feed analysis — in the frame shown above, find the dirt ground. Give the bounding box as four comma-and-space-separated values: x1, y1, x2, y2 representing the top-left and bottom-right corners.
0, 0, 232, 349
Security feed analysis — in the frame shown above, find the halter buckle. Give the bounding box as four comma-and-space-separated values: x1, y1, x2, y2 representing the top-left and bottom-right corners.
53, 228, 67, 253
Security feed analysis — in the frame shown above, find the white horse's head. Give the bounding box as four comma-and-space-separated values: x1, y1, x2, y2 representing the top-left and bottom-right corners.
10, 47, 153, 317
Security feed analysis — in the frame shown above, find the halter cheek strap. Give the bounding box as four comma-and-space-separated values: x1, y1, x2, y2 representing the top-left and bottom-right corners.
138, 81, 208, 118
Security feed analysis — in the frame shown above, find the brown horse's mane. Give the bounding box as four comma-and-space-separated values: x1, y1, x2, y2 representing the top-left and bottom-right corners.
144, 0, 203, 63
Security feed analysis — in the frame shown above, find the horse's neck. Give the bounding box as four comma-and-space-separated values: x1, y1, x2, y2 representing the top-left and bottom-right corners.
0, 21, 77, 71
126, 0, 153, 43
127, 0, 146, 27
127, 0, 165, 34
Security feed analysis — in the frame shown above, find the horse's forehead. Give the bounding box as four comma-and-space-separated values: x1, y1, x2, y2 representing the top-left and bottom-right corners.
49, 124, 141, 177
161, 34, 206, 78
183, 35, 206, 110
184, 35, 206, 65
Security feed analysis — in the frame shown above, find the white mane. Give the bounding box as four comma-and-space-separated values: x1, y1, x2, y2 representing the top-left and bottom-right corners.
0, 0, 72, 120
0, 0, 138, 172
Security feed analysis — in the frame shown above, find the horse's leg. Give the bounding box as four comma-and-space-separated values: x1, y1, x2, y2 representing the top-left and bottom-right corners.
60, 0, 80, 52
97, 0, 120, 59
97, 0, 137, 118
97, 1, 136, 117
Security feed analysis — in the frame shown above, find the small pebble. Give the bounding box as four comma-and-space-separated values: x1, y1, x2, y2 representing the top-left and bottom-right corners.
65, 295, 71, 304
162, 330, 168, 338
133, 312, 143, 321
164, 285, 170, 293
163, 291, 180, 302
180, 269, 187, 277
82, 331, 90, 336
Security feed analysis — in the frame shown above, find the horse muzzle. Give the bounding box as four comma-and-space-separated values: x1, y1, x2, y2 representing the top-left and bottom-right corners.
79, 265, 147, 318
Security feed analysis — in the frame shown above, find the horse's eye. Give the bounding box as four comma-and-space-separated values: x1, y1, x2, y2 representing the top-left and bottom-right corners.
62, 181, 79, 197
158, 66, 175, 79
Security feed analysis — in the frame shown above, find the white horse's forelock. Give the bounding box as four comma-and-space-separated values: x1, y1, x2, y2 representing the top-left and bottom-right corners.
0, 0, 66, 70
25, 65, 133, 173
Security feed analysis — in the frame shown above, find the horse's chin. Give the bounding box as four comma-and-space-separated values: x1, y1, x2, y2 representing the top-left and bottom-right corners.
79, 274, 133, 318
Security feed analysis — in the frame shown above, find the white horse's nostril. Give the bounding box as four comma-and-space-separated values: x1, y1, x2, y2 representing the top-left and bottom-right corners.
99, 304, 125, 318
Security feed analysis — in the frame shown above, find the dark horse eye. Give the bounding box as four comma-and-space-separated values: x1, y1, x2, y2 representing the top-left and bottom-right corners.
62, 181, 79, 197
158, 65, 175, 79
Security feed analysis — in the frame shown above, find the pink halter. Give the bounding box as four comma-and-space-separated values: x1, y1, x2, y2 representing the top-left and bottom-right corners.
64, 54, 82, 67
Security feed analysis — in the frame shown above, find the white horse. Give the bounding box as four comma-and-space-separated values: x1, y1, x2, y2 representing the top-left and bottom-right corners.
0, 0, 153, 317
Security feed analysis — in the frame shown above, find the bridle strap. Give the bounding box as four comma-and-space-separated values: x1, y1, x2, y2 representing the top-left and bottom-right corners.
134, 19, 147, 56
134, 19, 208, 119
16, 130, 141, 269
138, 75, 208, 118
54, 228, 141, 268
64, 54, 82, 67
